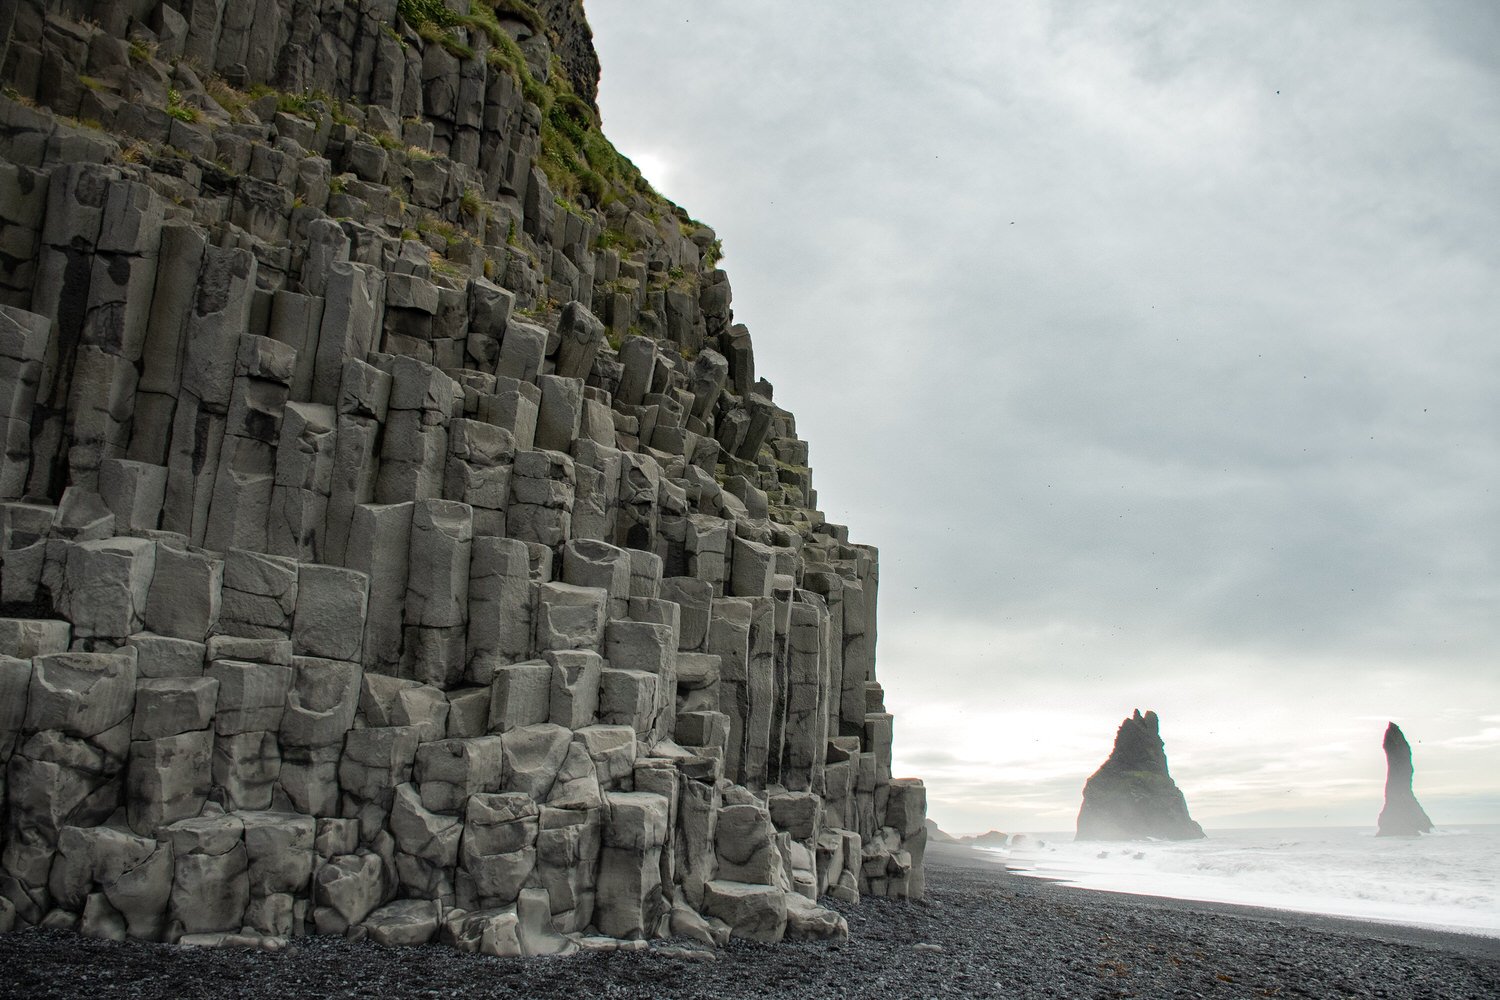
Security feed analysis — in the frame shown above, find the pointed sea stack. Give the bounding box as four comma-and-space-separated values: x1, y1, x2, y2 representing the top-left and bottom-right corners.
1376, 722, 1434, 836
1076, 710, 1205, 841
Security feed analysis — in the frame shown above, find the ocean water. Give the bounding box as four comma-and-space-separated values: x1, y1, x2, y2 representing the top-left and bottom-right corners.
990, 825, 1500, 938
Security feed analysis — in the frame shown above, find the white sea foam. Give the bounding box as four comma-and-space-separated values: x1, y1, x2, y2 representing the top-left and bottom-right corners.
991, 825, 1500, 937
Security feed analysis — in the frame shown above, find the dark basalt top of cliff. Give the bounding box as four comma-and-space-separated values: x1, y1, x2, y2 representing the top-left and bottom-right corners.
400, 0, 600, 112
534, 0, 600, 112
1076, 709, 1205, 842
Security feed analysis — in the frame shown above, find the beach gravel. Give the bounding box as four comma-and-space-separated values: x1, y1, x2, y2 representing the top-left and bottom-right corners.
0, 844, 1493, 999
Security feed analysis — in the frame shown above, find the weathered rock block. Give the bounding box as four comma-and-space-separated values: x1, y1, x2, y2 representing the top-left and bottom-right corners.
212, 730, 281, 811
144, 547, 223, 643
26, 648, 138, 738
463, 536, 532, 685
547, 649, 601, 730
292, 564, 368, 662
462, 792, 538, 905
501, 724, 573, 802
219, 549, 298, 639
534, 582, 606, 654
716, 802, 782, 885
313, 851, 387, 933
165, 814, 248, 936
360, 674, 448, 740
390, 783, 462, 867
414, 737, 504, 814
132, 677, 219, 740
364, 898, 441, 947
206, 659, 292, 735
281, 656, 362, 748
126, 730, 212, 834
59, 538, 156, 638
598, 668, 658, 735
702, 880, 787, 943
490, 660, 552, 733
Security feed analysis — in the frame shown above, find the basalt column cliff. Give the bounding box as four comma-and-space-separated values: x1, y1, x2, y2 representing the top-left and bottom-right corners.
0, 0, 925, 952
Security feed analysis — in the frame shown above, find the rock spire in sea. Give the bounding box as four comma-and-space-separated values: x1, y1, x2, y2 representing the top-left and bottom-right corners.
1376, 722, 1433, 837
1076, 709, 1205, 841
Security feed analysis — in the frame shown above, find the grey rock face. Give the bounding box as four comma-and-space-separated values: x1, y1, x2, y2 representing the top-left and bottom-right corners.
1376, 722, 1433, 837
1076, 710, 1205, 842
0, 0, 922, 957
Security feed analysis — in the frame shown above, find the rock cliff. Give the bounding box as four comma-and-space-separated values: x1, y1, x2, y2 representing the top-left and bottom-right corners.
1376, 722, 1432, 837
0, 0, 925, 952
1076, 710, 1204, 842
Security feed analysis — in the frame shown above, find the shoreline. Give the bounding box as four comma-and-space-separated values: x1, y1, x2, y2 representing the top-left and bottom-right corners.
0, 844, 1494, 998
927, 841, 1500, 962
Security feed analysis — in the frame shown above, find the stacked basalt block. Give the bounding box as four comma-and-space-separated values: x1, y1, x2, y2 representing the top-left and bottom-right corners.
0, 0, 926, 954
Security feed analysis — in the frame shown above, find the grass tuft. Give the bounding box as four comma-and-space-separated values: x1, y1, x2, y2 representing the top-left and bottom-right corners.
165, 89, 200, 123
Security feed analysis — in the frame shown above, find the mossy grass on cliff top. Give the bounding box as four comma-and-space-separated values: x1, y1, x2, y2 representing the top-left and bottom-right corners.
222, 0, 719, 312
396, 0, 461, 31
393, 0, 687, 223
400, 0, 549, 52
537, 83, 723, 270
417, 21, 475, 61
388, 0, 719, 272
398, 0, 542, 31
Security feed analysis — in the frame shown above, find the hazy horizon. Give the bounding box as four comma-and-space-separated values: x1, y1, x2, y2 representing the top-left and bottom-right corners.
588, 1, 1500, 835
939, 819, 1500, 839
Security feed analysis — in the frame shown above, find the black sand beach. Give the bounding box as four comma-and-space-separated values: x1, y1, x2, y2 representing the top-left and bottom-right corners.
1, 843, 1494, 999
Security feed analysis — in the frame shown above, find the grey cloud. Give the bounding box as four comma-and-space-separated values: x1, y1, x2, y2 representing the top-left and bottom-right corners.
589, 0, 1500, 829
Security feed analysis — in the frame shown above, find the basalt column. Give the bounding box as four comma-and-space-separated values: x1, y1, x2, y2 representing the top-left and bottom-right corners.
0, 0, 924, 953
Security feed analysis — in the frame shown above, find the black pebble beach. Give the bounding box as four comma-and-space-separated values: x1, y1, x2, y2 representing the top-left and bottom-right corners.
1, 844, 1494, 999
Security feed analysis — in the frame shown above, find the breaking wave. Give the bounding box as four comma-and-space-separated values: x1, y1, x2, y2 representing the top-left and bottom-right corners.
990, 825, 1500, 937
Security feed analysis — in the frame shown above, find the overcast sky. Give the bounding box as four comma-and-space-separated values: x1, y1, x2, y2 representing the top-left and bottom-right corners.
586, 1, 1500, 833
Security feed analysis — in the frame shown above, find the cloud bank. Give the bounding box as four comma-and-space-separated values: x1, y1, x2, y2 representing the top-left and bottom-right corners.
588, 0, 1500, 832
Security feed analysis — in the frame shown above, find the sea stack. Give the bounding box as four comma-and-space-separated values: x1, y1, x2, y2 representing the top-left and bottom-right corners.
1377, 722, 1434, 836
1076, 710, 1205, 841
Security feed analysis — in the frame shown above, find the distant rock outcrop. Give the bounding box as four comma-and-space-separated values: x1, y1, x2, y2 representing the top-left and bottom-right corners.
961, 830, 1010, 848
925, 819, 957, 843
925, 821, 1009, 849
1076, 710, 1205, 841
1377, 722, 1434, 837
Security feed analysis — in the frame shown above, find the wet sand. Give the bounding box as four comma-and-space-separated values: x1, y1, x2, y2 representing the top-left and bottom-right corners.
0, 842, 1494, 999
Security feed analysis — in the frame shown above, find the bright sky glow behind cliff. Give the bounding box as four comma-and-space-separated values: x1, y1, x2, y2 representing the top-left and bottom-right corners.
587, 1, 1500, 833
